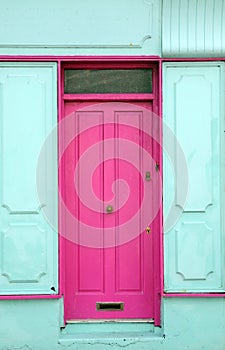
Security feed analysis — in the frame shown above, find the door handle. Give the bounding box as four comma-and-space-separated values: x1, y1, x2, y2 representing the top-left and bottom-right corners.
145, 226, 151, 234
106, 205, 114, 213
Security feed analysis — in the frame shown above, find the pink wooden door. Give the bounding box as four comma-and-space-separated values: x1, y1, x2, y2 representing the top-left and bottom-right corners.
61, 101, 161, 320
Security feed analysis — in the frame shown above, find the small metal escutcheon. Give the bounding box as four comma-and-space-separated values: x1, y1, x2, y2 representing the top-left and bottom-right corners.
146, 226, 151, 234
106, 205, 114, 213
145, 171, 151, 181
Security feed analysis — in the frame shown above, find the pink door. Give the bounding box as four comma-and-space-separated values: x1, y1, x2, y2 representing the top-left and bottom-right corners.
60, 101, 161, 320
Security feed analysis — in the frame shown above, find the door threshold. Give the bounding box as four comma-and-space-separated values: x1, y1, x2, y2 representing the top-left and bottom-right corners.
61, 319, 157, 337
66, 318, 154, 324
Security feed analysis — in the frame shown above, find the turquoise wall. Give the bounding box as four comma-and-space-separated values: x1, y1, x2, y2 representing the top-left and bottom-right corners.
0, 0, 161, 56
0, 298, 225, 349
1, 0, 225, 57
0, 1, 225, 349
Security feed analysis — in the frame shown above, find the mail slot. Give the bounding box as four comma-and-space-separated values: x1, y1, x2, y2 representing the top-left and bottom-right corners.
96, 302, 124, 311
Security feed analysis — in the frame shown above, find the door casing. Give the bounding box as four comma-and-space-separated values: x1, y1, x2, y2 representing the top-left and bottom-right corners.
59, 59, 162, 325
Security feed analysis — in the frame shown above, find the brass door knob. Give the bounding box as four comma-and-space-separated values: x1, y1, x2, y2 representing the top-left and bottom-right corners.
146, 226, 151, 234
106, 205, 114, 213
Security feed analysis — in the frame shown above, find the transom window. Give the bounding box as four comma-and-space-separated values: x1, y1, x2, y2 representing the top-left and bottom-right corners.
64, 69, 152, 94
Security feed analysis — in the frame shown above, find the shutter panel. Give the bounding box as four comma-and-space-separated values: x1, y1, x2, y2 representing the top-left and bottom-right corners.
0, 62, 58, 294
163, 62, 224, 292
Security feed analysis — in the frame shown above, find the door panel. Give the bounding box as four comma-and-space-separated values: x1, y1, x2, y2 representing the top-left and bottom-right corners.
61, 101, 160, 319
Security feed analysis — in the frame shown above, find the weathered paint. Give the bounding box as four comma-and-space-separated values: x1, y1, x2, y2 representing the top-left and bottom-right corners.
0, 298, 225, 349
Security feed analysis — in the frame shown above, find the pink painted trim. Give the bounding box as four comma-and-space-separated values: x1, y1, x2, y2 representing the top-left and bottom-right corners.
153, 60, 163, 327
158, 60, 163, 303
149, 64, 161, 327
0, 55, 161, 62
163, 293, 225, 298
63, 93, 154, 101
0, 56, 224, 63
0, 56, 224, 64
60, 57, 162, 324
58, 60, 63, 297
162, 57, 225, 62
59, 63, 66, 296
0, 294, 62, 300
0, 58, 62, 301
63, 62, 157, 70
0, 59, 62, 301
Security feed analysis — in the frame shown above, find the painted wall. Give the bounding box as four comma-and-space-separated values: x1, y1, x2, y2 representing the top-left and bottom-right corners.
0, 0, 161, 56
1, 0, 225, 57
0, 298, 225, 349
0, 1, 225, 350
163, 0, 225, 57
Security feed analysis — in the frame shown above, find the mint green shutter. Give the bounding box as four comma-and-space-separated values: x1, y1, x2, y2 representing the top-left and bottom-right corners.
0, 62, 58, 294
163, 62, 224, 292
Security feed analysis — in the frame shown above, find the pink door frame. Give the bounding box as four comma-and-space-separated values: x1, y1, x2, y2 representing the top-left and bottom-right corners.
59, 58, 163, 325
